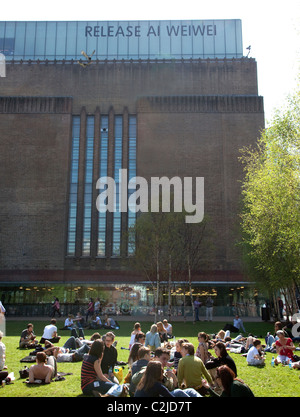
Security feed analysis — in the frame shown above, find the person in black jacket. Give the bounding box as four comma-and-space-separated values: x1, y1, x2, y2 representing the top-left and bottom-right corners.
205, 341, 237, 377
100, 332, 118, 383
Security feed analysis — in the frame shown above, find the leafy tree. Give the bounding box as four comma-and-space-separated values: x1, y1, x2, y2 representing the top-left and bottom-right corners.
239, 87, 300, 316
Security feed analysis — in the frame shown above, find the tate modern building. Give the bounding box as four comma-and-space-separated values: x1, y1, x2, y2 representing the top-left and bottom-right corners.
0, 20, 265, 317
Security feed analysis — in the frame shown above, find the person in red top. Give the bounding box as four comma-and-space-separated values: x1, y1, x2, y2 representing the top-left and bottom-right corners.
274, 330, 295, 365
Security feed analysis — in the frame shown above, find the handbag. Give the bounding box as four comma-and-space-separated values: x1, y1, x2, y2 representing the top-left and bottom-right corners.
19, 366, 30, 379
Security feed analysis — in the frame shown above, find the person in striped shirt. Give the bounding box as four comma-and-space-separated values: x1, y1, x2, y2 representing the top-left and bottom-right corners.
81, 339, 116, 395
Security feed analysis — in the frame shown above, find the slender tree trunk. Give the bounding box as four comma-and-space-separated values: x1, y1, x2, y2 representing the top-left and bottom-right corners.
155, 247, 159, 323
168, 255, 172, 322
282, 287, 292, 320
272, 291, 279, 321
187, 254, 195, 323
183, 281, 186, 323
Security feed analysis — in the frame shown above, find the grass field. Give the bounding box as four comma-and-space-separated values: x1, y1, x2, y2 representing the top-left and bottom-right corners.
1, 319, 299, 397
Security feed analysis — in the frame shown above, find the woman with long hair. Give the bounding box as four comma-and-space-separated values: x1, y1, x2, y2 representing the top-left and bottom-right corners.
145, 324, 161, 351
214, 365, 254, 397
205, 341, 237, 376
128, 342, 142, 368
156, 321, 168, 343
134, 361, 175, 397
81, 339, 116, 395
196, 332, 210, 364
129, 322, 142, 349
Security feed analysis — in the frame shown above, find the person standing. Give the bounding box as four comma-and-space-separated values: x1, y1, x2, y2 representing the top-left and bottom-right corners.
277, 297, 284, 319
0, 301, 6, 336
51, 297, 62, 318
0, 330, 8, 384
205, 297, 214, 321
94, 297, 101, 316
86, 298, 94, 324
193, 297, 202, 321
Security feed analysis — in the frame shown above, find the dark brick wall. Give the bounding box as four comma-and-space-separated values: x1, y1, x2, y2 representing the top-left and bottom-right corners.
0, 58, 264, 283
0, 97, 73, 270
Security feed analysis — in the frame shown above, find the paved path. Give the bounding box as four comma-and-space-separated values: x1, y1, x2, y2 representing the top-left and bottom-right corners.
5, 315, 265, 322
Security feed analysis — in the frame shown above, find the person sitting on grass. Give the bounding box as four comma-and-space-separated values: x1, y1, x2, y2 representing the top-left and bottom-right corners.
196, 332, 211, 364
145, 324, 161, 352
129, 346, 152, 396
274, 330, 295, 365
210, 365, 254, 397
101, 332, 118, 383
28, 351, 57, 384
163, 319, 173, 338
62, 314, 74, 330
157, 321, 168, 343
81, 339, 116, 396
103, 315, 117, 329
177, 342, 213, 396
129, 322, 142, 349
40, 319, 61, 345
134, 360, 175, 397
19, 323, 38, 349
246, 339, 266, 366
168, 338, 189, 374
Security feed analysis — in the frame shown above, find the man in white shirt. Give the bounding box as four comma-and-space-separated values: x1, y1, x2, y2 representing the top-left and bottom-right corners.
40, 319, 61, 344
246, 339, 265, 366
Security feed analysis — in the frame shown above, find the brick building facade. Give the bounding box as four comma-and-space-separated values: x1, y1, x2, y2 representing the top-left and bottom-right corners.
0, 21, 265, 315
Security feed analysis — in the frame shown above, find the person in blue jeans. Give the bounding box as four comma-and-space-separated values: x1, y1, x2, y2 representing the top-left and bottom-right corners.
193, 297, 202, 321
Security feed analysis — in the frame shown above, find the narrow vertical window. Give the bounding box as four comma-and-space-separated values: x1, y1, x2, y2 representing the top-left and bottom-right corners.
82, 116, 94, 256
128, 115, 137, 254
97, 116, 109, 256
67, 116, 80, 256
112, 116, 123, 256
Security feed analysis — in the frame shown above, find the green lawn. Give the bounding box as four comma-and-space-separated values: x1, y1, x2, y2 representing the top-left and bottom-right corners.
1, 319, 299, 397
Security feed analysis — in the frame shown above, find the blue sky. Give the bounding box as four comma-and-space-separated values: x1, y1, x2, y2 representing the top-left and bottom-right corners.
2, 0, 299, 124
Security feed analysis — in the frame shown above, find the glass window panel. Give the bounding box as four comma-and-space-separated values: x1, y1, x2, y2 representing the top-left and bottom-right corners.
66, 21, 77, 58
214, 20, 225, 57
0, 23, 5, 51
45, 22, 57, 60
35, 22, 46, 58
86, 21, 98, 58
191, 20, 204, 57
106, 22, 118, 60
148, 21, 160, 58
67, 116, 80, 256
2, 22, 15, 57
76, 22, 88, 60
160, 21, 171, 57
180, 20, 193, 59
56, 22, 67, 58
202, 20, 215, 59
127, 21, 139, 59
225, 20, 237, 57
